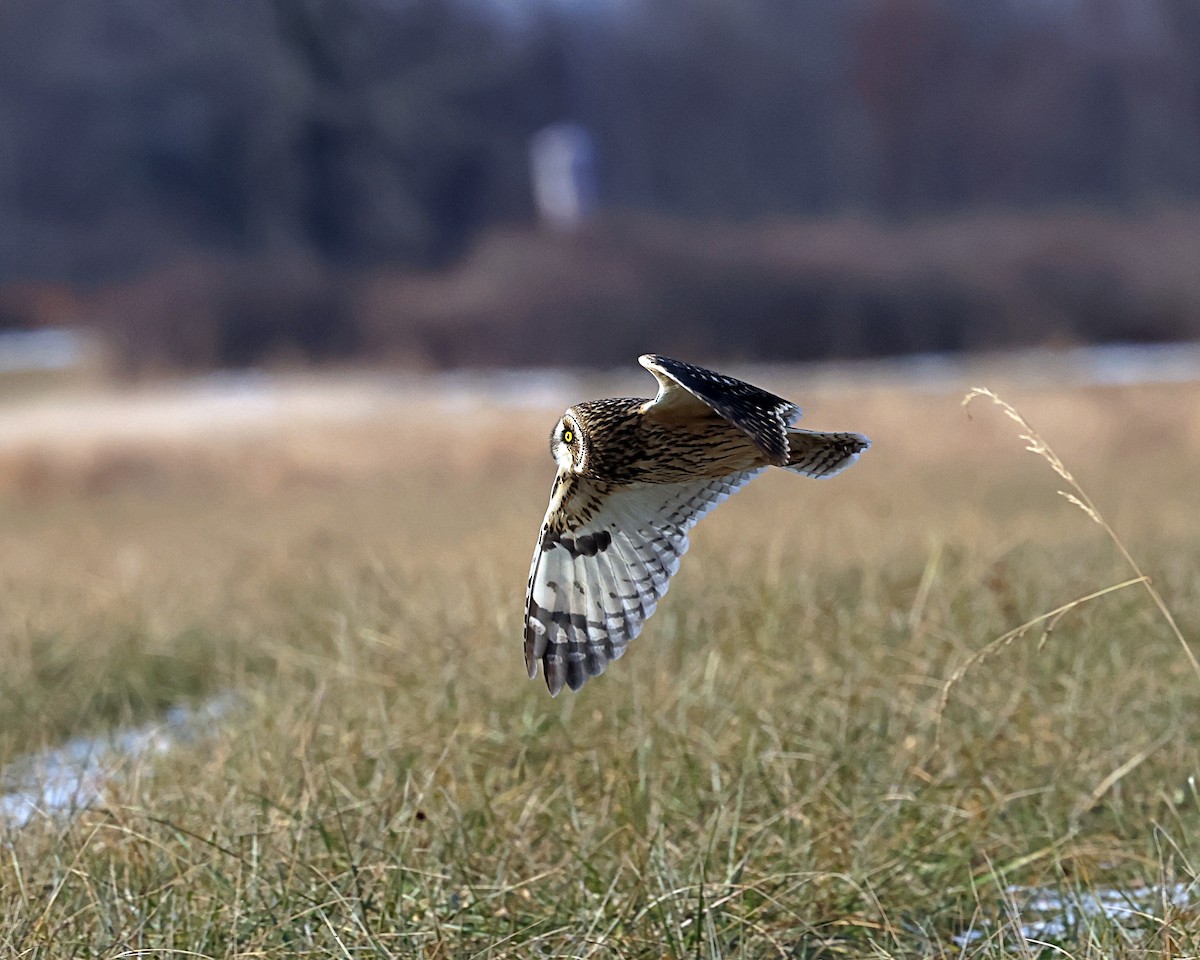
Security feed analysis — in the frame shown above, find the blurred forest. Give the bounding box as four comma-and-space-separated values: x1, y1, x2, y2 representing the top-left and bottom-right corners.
2, 0, 1200, 371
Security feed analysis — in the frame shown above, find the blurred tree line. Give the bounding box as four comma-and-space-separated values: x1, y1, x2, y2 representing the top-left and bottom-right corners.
2, 0, 1200, 369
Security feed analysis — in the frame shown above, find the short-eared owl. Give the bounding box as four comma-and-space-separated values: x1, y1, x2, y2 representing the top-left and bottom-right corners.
524, 354, 870, 695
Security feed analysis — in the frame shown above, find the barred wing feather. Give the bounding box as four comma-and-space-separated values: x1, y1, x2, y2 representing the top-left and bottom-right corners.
524, 469, 764, 695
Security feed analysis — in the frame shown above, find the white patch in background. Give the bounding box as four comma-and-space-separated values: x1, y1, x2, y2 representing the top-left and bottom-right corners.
955, 881, 1197, 947
529, 123, 597, 230
0, 328, 85, 372
0, 696, 232, 829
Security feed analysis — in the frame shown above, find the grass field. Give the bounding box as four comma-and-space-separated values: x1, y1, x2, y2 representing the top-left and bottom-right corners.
1, 366, 1199, 958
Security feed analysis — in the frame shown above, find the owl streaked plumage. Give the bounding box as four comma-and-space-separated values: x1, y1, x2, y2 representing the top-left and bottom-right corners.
524, 354, 870, 695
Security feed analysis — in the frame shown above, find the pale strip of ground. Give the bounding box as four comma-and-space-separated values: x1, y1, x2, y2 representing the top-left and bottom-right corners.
0, 343, 1196, 455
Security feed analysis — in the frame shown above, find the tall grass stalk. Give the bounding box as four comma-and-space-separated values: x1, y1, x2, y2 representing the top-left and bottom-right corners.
961, 387, 1199, 683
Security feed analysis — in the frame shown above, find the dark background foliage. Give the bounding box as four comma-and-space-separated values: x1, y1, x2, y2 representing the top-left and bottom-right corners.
2, 0, 1199, 370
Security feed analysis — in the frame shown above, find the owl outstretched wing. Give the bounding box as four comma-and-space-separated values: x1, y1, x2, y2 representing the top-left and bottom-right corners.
524, 468, 764, 695
639, 354, 801, 466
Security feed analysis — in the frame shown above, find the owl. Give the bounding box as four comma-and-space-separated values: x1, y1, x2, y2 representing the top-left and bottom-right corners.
524, 354, 871, 695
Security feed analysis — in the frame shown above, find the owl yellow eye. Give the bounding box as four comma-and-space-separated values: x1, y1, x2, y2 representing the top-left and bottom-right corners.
563, 428, 574, 444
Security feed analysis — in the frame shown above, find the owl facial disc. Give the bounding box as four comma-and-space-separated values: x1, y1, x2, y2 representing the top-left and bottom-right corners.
550, 413, 584, 472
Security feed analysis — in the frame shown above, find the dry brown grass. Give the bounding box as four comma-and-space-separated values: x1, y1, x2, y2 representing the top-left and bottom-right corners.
0, 367, 1198, 956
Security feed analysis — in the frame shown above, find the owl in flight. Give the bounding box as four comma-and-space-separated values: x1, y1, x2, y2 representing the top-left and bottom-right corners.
524, 354, 871, 695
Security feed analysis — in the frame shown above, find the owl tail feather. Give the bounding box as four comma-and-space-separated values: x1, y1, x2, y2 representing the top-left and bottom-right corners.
783, 429, 870, 479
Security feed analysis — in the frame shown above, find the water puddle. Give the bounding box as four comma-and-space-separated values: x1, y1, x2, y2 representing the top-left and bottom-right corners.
956, 881, 1197, 947
0, 696, 231, 829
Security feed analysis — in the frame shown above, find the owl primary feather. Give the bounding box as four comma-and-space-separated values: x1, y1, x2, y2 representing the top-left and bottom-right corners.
524, 354, 870, 695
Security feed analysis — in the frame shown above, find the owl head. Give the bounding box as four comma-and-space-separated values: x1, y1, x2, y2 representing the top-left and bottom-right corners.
549, 409, 587, 473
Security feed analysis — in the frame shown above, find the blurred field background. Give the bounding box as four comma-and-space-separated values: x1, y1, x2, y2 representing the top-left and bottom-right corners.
5, 0, 1200, 370
1, 365, 1199, 956
3, 0, 1200, 955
